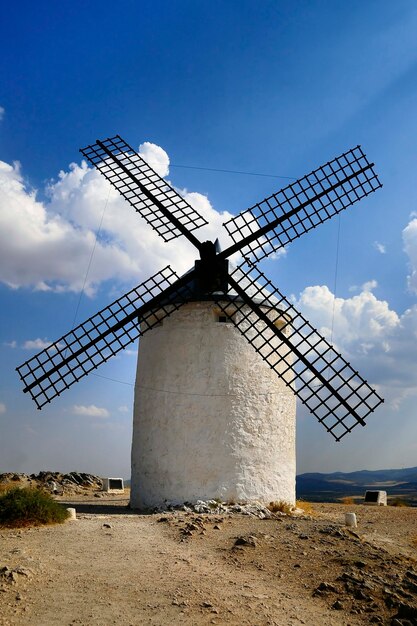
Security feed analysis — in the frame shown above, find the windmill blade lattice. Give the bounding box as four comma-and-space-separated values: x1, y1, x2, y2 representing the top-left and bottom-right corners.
17, 266, 195, 409
215, 264, 383, 441
80, 135, 208, 244
222, 146, 382, 263
17, 134, 384, 439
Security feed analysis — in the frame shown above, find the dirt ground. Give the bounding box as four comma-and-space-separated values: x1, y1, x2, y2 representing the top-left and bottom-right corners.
1, 495, 416, 626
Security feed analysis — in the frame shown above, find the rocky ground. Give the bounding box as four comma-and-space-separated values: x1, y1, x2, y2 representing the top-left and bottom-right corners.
0, 476, 416, 625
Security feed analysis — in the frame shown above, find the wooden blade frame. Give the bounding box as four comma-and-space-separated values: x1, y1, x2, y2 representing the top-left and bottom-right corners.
16, 267, 195, 409
80, 135, 207, 247
221, 146, 382, 263
214, 264, 384, 441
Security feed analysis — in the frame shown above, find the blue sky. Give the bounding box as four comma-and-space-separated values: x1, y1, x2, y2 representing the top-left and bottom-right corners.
1, 1, 417, 478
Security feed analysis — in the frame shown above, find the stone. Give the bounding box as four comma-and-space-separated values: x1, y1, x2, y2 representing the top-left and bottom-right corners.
234, 535, 257, 548
394, 601, 417, 620
316, 582, 338, 593
332, 600, 344, 610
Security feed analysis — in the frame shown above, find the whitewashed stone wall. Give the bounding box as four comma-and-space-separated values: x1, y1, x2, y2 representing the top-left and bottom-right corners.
130, 300, 296, 509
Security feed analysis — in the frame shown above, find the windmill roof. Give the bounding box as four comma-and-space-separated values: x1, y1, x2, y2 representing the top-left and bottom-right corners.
177, 265, 280, 310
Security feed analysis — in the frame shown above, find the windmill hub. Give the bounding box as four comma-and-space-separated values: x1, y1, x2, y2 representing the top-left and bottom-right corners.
194, 239, 229, 296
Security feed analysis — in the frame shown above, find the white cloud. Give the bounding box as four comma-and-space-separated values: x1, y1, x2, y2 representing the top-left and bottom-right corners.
118, 405, 129, 413
0, 106, 4, 121
295, 282, 417, 411
0, 142, 238, 296
0, 403, 6, 414
373, 241, 386, 254
4, 340, 17, 348
403, 217, 417, 293
297, 284, 398, 346
23, 338, 53, 350
362, 279, 378, 292
138, 142, 169, 176
72, 404, 110, 418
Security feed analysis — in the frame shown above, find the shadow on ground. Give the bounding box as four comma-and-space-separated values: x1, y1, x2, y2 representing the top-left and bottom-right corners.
59, 499, 152, 516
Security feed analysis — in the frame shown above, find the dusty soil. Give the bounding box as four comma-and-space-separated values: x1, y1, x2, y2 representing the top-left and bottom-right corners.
1, 495, 416, 626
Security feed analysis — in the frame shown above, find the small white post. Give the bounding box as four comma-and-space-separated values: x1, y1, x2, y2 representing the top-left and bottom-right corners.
66, 507, 77, 520
345, 512, 357, 527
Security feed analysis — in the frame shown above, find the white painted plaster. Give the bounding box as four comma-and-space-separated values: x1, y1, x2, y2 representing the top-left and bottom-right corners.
130, 300, 296, 509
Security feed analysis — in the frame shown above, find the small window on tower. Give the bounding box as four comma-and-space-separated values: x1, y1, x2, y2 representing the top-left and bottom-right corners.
218, 314, 234, 324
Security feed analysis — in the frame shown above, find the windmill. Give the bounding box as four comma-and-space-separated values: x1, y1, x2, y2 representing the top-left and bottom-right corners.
17, 136, 384, 508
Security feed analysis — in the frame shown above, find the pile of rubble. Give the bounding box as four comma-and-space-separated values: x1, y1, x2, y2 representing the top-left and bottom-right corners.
0, 472, 103, 495
156, 499, 301, 519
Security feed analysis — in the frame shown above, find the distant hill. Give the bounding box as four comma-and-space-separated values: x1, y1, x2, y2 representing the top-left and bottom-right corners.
296, 466, 417, 503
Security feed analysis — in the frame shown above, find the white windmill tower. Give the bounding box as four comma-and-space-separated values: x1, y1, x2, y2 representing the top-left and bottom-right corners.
17, 136, 384, 509
131, 273, 296, 508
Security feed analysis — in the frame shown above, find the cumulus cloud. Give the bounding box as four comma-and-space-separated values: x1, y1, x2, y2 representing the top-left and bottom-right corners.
295, 282, 417, 410
138, 141, 169, 176
0, 403, 6, 414
0, 142, 237, 296
297, 283, 399, 346
0, 106, 4, 121
72, 404, 110, 418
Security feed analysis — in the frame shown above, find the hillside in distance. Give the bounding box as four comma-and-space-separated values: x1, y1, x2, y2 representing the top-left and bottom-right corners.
296, 466, 417, 503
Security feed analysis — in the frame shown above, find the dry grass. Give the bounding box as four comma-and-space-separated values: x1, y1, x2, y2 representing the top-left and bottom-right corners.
295, 499, 316, 515
389, 497, 410, 507
340, 496, 355, 505
411, 534, 417, 547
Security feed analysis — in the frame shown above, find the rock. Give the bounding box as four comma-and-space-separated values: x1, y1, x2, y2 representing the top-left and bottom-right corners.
316, 582, 338, 593
234, 535, 257, 548
394, 601, 417, 620
332, 600, 344, 610
354, 589, 371, 601
102, 523, 112, 529
13, 568, 32, 577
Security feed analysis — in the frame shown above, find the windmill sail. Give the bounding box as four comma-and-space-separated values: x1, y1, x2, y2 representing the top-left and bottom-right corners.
81, 135, 208, 245
222, 146, 382, 263
215, 264, 383, 441
16, 267, 194, 409
17, 135, 384, 440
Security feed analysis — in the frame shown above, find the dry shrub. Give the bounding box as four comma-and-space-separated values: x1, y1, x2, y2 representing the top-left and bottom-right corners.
340, 496, 355, 505
0, 483, 12, 494
267, 500, 293, 514
0, 487, 70, 528
411, 534, 417, 547
390, 498, 410, 507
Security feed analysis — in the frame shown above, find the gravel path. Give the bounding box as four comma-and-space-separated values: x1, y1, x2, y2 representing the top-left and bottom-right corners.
1, 499, 416, 625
